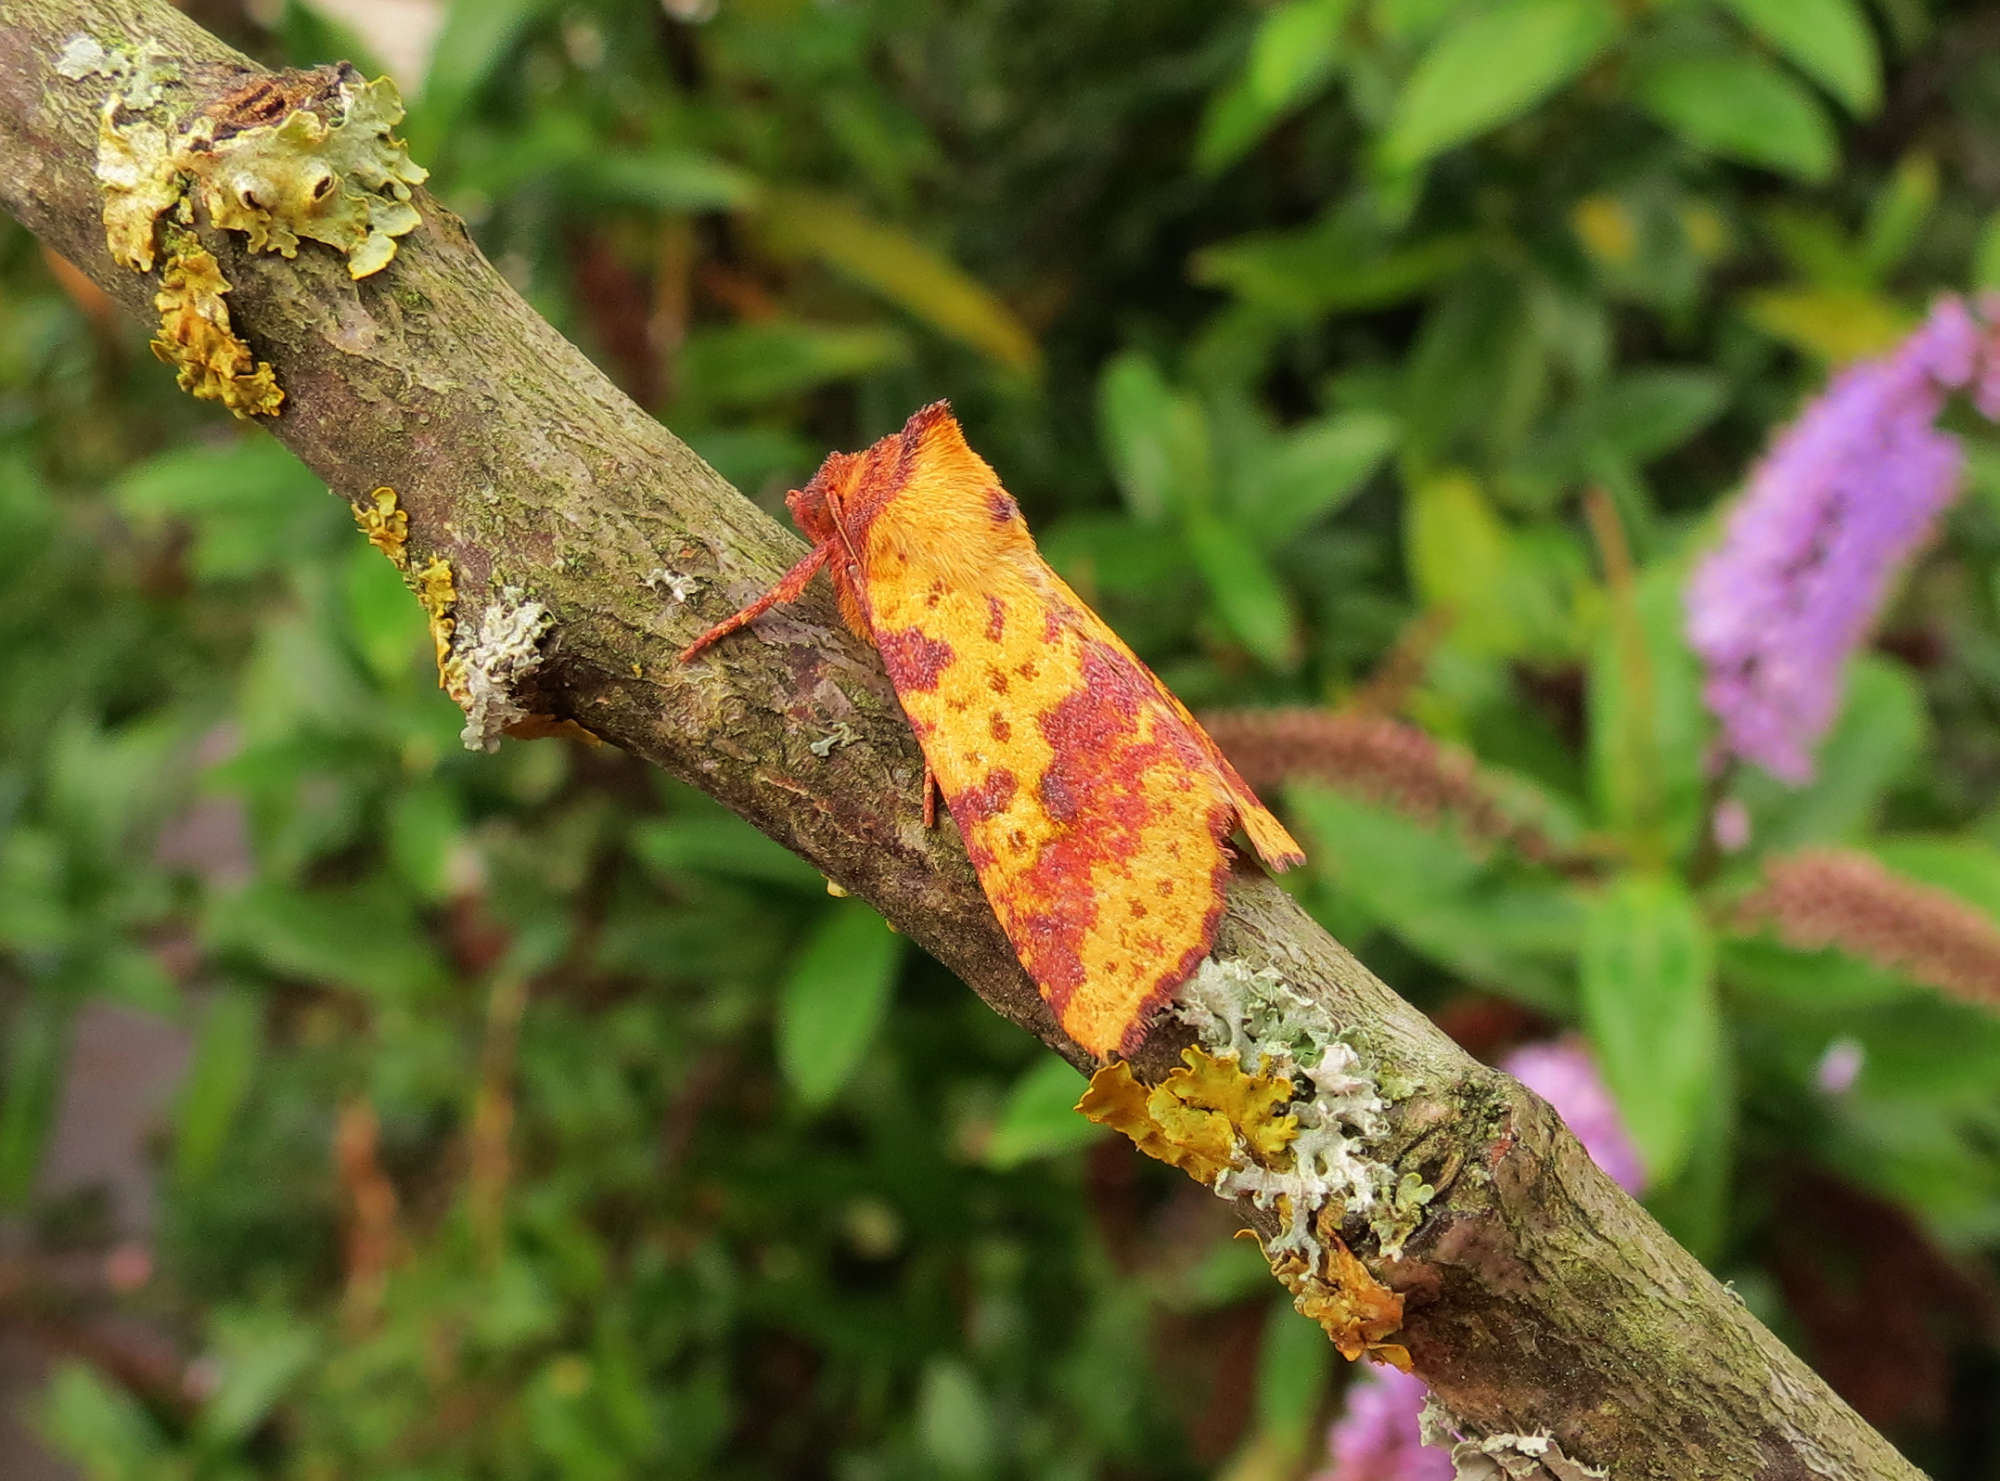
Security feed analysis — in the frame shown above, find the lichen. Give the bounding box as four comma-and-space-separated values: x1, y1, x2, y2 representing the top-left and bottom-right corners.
62, 34, 187, 274
643, 568, 704, 603
148, 231, 282, 418
1269, 1221, 1409, 1368
354, 486, 409, 567
1370, 1169, 1436, 1259
446, 589, 553, 753
1417, 1401, 1608, 1481
415, 556, 458, 679
1080, 956, 1426, 1364
1169, 958, 1396, 1257
57, 35, 179, 110
62, 42, 426, 291
95, 114, 184, 271
1079, 1048, 1299, 1184
190, 72, 427, 280
808, 723, 859, 757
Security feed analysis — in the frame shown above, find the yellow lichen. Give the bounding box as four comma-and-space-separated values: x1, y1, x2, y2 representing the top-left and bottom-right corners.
149, 236, 282, 418
415, 555, 457, 686
192, 71, 427, 280
354, 486, 409, 567
1077, 1047, 1298, 1185
95, 110, 182, 271
1266, 1223, 1409, 1368
499, 716, 603, 746
67, 49, 425, 290
59, 36, 186, 271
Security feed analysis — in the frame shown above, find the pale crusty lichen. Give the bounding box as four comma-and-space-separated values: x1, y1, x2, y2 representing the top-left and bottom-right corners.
149, 231, 283, 418
642, 568, 704, 603
354, 486, 410, 567
808, 722, 858, 757
57, 35, 179, 110
446, 589, 553, 753
1417, 1400, 1608, 1480
190, 72, 427, 280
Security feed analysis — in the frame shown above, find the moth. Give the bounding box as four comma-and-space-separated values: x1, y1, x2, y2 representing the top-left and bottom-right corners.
681, 403, 1303, 1057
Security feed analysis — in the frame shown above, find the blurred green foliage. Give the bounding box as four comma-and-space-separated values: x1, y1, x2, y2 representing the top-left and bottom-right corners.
6, 0, 2000, 1475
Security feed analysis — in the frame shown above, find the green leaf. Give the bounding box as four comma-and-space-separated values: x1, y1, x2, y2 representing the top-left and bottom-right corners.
197, 1308, 320, 1447
1253, 1295, 1335, 1447
39, 1362, 164, 1480
1720, 936, 1911, 1010
1973, 208, 2000, 292
677, 322, 911, 409
1580, 872, 1720, 1185
775, 905, 904, 1108
569, 150, 762, 213
342, 540, 429, 684
1860, 154, 1938, 275
1642, 1037, 1734, 1260
203, 878, 451, 1003
755, 190, 1040, 374
985, 1056, 1103, 1167
0, 996, 67, 1206
1195, 0, 1356, 175
1290, 786, 1583, 1011
0, 827, 68, 951
1097, 352, 1213, 524
918, 1358, 996, 1477
113, 437, 335, 581
1232, 410, 1399, 546
1712, 0, 1881, 116
1739, 656, 1926, 849
174, 990, 260, 1183
387, 781, 466, 903
1740, 285, 1913, 364
1586, 564, 1705, 862
413, 0, 546, 142
630, 814, 827, 893
1405, 470, 1522, 655
1191, 229, 1475, 319
1183, 506, 1300, 668
1635, 51, 1838, 182
1378, 0, 1622, 168
1401, 268, 1538, 464
1595, 371, 1727, 462
1869, 837, 2000, 919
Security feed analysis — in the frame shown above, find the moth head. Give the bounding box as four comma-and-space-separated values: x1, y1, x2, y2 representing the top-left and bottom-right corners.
787, 449, 865, 548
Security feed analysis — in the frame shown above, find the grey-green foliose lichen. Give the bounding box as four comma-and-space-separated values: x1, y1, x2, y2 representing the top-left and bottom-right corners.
189, 71, 427, 279
59, 40, 427, 282
448, 589, 554, 753
58, 39, 432, 416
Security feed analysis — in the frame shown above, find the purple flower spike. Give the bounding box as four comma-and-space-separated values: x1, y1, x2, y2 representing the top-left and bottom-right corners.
1313, 1367, 1454, 1481
1686, 297, 1992, 783
1502, 1038, 1647, 1195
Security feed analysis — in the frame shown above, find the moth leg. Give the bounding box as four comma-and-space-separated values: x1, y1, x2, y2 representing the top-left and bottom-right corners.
677, 542, 831, 662
922, 761, 938, 829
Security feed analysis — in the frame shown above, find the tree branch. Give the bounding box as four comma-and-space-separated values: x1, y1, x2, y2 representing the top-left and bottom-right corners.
0, 2, 1923, 1475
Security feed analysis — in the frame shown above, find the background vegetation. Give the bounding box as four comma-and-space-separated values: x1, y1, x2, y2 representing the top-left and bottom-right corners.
4, 0, 2000, 1475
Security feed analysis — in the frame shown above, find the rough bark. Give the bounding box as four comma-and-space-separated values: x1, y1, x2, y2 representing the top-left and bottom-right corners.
0, 3, 1925, 1476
